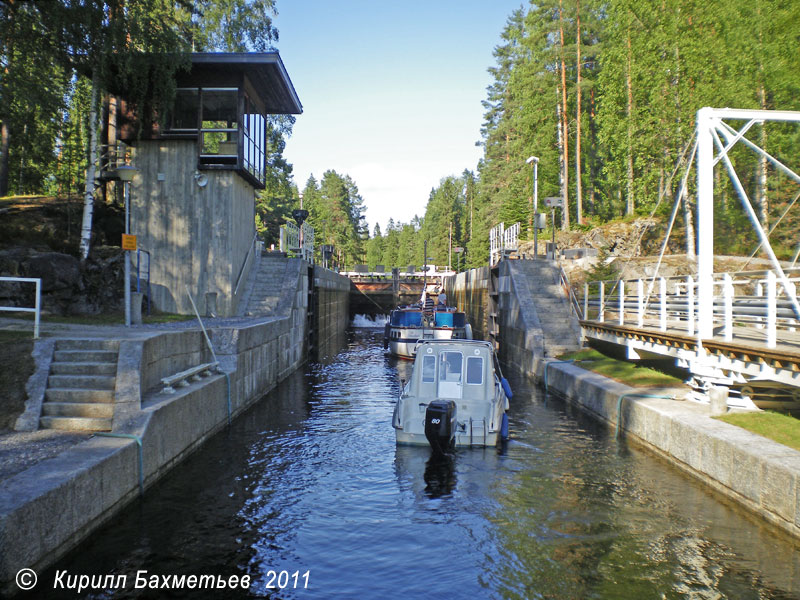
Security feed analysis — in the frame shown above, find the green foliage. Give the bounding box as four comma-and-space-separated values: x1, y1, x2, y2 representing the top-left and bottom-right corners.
303, 171, 366, 269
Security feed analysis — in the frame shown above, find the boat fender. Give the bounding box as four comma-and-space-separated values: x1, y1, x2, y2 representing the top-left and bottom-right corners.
465, 323, 473, 340
501, 377, 513, 400
384, 322, 391, 349
500, 413, 509, 440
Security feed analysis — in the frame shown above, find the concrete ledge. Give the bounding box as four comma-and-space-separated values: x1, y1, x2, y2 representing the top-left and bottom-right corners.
539, 359, 800, 538
0, 256, 353, 589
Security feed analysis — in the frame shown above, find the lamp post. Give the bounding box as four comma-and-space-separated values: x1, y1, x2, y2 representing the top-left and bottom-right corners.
116, 164, 138, 327
526, 156, 539, 258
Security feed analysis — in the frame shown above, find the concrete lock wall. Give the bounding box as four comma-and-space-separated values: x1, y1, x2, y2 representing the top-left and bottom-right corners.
131, 139, 257, 317
0, 261, 354, 588
495, 260, 546, 376
445, 267, 490, 342
313, 265, 350, 355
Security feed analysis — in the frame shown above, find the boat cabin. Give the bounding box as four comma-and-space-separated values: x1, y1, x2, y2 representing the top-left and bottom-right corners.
409, 340, 496, 402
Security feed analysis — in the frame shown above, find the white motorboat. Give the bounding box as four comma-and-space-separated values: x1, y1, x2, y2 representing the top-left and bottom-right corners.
393, 339, 511, 451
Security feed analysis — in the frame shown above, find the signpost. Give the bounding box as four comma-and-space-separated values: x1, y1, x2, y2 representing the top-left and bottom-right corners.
543, 197, 561, 259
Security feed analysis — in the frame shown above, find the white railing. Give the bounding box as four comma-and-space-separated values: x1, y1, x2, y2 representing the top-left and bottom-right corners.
280, 221, 315, 262
490, 222, 520, 266
0, 277, 41, 338
581, 268, 800, 348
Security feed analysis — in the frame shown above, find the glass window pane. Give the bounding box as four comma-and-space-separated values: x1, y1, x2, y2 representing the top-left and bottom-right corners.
171, 89, 199, 129
201, 89, 237, 124
422, 355, 436, 382
466, 357, 483, 385
439, 352, 462, 382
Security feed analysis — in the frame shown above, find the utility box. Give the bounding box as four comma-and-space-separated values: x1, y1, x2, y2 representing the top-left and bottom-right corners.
533, 213, 547, 230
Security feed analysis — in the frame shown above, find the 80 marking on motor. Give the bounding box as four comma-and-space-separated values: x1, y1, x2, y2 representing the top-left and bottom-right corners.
265, 570, 310, 590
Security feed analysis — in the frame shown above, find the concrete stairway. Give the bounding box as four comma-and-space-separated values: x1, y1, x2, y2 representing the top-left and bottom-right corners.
513, 260, 582, 357
39, 339, 119, 431
241, 255, 288, 316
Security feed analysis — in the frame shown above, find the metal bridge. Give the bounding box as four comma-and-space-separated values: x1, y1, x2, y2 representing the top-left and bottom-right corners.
578, 108, 800, 410
342, 265, 455, 315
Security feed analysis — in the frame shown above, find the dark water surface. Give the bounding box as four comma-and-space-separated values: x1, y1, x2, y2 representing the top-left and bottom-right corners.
38, 329, 800, 599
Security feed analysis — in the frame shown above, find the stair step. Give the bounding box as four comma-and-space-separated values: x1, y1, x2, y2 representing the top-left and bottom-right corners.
45, 388, 115, 403
53, 350, 117, 363
50, 362, 117, 375
39, 416, 112, 432
54, 339, 120, 351
41, 402, 113, 418
47, 374, 116, 390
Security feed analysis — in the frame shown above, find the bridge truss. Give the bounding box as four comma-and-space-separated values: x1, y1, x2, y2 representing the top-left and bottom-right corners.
580, 108, 800, 410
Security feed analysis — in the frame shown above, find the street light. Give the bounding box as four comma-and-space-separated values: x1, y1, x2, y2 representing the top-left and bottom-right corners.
116, 164, 139, 327
526, 156, 539, 258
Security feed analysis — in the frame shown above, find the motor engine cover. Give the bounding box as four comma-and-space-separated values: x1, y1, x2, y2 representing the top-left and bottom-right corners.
424, 400, 457, 454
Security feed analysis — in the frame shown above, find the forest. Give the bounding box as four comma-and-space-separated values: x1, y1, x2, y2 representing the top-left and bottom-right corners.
2, 1, 800, 271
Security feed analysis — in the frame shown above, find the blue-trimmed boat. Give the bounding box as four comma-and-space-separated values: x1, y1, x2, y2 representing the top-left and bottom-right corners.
383, 305, 473, 359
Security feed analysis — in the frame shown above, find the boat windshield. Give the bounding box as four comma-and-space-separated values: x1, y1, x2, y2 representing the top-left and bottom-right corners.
391, 311, 422, 326
433, 312, 466, 327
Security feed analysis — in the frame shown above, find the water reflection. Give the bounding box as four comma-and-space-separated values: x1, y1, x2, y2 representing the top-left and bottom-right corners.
423, 453, 457, 498
38, 329, 800, 600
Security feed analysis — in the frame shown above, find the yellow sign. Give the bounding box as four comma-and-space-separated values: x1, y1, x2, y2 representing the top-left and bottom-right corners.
121, 234, 137, 251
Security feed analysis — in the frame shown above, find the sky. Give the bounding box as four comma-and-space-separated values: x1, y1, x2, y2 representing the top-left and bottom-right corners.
273, 1, 523, 234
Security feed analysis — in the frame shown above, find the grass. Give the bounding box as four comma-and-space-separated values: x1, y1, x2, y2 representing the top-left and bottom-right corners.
0, 330, 35, 342
716, 411, 800, 451
558, 347, 685, 388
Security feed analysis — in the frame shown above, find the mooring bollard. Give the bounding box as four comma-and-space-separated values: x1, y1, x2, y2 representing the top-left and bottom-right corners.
708, 385, 729, 416
131, 292, 144, 325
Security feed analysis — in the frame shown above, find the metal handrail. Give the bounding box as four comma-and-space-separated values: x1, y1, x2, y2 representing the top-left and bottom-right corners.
234, 231, 259, 297
559, 267, 583, 320
0, 276, 41, 338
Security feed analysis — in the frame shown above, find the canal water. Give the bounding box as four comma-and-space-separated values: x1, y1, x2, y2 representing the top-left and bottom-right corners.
41, 327, 800, 599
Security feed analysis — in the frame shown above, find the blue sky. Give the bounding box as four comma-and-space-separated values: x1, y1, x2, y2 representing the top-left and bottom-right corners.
274, 1, 523, 233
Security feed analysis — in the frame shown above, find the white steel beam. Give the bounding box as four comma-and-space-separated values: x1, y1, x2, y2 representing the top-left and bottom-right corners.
696, 108, 715, 340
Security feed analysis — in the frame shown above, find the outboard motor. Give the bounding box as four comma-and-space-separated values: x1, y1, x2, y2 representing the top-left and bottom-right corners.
424, 400, 457, 455
383, 322, 391, 349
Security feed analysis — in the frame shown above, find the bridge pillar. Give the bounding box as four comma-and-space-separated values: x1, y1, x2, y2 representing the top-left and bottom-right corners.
696, 107, 715, 341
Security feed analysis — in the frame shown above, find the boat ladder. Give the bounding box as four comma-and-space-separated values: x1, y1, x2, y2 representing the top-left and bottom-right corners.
469, 418, 487, 447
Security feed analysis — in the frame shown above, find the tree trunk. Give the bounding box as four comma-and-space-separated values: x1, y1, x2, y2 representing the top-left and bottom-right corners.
558, 0, 570, 230
625, 25, 634, 216
79, 76, 101, 261
0, 121, 9, 196
575, 0, 583, 225
557, 92, 566, 228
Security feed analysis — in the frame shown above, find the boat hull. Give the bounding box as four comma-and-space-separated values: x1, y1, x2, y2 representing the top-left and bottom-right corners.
387, 327, 465, 359
395, 428, 501, 448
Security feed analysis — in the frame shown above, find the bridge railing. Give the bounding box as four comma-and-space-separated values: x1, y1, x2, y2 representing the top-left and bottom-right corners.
490, 222, 520, 267
580, 268, 800, 349
280, 222, 315, 262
